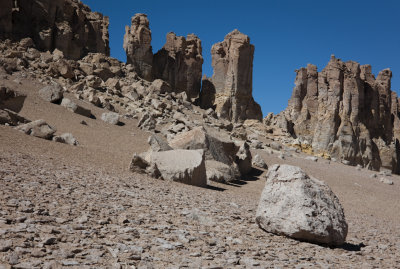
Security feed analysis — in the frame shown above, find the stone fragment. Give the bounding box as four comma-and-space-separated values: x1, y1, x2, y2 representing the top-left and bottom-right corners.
53, 133, 78, 146
256, 164, 348, 246
60, 98, 92, 118
252, 154, 268, 169
101, 112, 120, 125
205, 160, 237, 183
15, 119, 56, 139
39, 83, 63, 103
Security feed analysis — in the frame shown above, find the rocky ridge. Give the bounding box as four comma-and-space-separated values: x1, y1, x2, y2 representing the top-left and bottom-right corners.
266, 55, 400, 174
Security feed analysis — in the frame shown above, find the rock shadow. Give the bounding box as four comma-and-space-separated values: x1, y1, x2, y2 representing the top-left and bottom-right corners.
335, 242, 366, 252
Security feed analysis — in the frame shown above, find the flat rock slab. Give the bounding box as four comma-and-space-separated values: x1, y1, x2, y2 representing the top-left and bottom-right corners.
149, 149, 207, 187
256, 164, 348, 246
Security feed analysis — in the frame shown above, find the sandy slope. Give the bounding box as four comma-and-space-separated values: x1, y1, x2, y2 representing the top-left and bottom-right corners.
1, 72, 400, 268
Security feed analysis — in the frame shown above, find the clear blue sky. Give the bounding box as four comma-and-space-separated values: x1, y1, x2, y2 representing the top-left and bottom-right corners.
83, 0, 400, 116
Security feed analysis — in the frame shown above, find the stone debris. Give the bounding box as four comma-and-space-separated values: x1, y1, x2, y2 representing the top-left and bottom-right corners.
15, 119, 56, 139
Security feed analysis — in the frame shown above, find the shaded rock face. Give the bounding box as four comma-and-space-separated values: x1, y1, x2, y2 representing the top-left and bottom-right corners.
280, 55, 400, 173
0, 0, 110, 60
123, 13, 153, 81
153, 32, 203, 99
200, 29, 262, 122
256, 164, 348, 246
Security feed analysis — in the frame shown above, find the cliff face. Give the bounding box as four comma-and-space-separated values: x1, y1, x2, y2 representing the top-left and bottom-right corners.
0, 0, 110, 60
280, 56, 400, 173
200, 30, 262, 122
153, 32, 203, 100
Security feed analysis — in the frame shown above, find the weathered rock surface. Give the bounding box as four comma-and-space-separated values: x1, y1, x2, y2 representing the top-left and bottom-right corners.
15, 119, 56, 139
0, 0, 110, 60
123, 13, 153, 80
252, 154, 268, 169
270, 56, 400, 173
205, 160, 236, 183
200, 30, 262, 122
38, 83, 63, 103
153, 32, 203, 99
101, 112, 120, 125
53, 133, 78, 146
60, 98, 92, 118
147, 149, 207, 187
256, 164, 348, 246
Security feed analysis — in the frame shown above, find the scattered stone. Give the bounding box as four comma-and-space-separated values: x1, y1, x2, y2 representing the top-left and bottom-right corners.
101, 112, 120, 125
15, 119, 56, 139
38, 83, 63, 103
252, 154, 268, 169
53, 133, 78, 146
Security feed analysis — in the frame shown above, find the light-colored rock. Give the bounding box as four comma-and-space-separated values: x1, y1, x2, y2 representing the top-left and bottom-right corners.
53, 133, 78, 146
148, 149, 207, 187
39, 83, 63, 103
101, 112, 120, 125
205, 160, 238, 183
15, 119, 56, 139
235, 141, 252, 175
148, 134, 172, 152
252, 154, 268, 169
380, 177, 394, 185
60, 98, 91, 118
256, 164, 348, 246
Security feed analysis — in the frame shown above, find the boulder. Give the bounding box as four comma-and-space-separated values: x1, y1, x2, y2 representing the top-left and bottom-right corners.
16, 119, 56, 139
148, 134, 172, 152
256, 164, 348, 246
252, 154, 268, 169
138, 113, 156, 131
0, 108, 29, 126
123, 13, 153, 80
235, 141, 252, 175
39, 83, 63, 103
147, 149, 207, 187
149, 79, 172, 94
0, 0, 110, 60
53, 133, 78, 146
60, 98, 92, 118
205, 160, 237, 183
101, 112, 120, 125
199, 29, 262, 122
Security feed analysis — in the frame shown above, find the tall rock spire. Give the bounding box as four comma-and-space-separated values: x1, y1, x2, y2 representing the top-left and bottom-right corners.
123, 13, 153, 81
200, 29, 262, 122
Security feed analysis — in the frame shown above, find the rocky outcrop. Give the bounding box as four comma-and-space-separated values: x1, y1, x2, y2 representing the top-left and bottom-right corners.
273, 56, 400, 173
0, 0, 110, 60
153, 32, 203, 99
123, 13, 153, 81
256, 164, 348, 246
200, 29, 262, 122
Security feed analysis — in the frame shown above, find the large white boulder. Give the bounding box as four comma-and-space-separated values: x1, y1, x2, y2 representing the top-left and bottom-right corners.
147, 149, 207, 187
256, 164, 348, 246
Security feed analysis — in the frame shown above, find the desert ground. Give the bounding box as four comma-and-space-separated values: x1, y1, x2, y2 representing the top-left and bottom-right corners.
1, 70, 400, 268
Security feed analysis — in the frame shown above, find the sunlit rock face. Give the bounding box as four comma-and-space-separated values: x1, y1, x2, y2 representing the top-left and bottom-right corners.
123, 13, 153, 81
200, 29, 262, 122
279, 55, 400, 173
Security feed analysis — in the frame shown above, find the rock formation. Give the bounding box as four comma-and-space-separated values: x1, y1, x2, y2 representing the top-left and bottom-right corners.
200, 29, 262, 122
153, 32, 203, 99
0, 0, 110, 60
123, 13, 153, 81
272, 55, 400, 173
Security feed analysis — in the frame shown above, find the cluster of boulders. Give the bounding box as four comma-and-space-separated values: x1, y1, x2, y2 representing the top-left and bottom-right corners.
266, 55, 400, 174
123, 14, 262, 122
129, 126, 254, 187
0, 0, 109, 60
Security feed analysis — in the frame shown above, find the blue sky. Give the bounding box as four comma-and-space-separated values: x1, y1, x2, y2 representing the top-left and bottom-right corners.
83, 0, 400, 116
